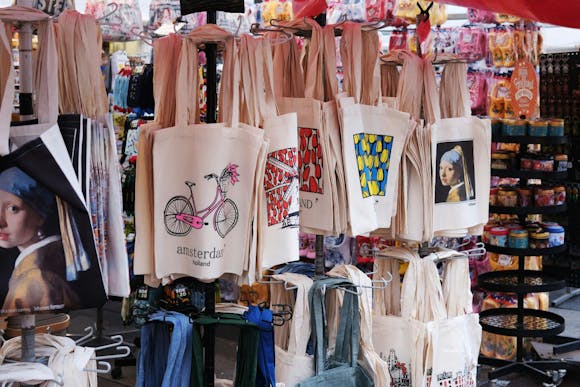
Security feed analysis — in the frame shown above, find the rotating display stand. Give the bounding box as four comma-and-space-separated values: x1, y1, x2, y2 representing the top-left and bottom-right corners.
479, 135, 571, 383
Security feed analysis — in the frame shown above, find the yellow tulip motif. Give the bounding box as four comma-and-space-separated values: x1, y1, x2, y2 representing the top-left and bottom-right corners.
353, 132, 394, 198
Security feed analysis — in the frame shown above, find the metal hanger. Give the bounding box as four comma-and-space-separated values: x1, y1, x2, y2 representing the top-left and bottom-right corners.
87, 334, 124, 352
71, 326, 94, 345
95, 345, 131, 360
96, 2, 119, 22
83, 361, 112, 374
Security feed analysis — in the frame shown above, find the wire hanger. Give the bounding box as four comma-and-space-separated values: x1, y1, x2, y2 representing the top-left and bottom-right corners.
71, 326, 94, 345
83, 361, 112, 374
96, 2, 119, 22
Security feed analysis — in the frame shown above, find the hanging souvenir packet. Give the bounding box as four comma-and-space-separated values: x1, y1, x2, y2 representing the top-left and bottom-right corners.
85, 0, 143, 42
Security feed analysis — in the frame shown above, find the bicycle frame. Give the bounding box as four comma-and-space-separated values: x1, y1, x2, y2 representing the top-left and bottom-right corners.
186, 182, 225, 221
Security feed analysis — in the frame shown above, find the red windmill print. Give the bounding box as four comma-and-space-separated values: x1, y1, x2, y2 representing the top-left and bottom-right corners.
298, 127, 323, 194
264, 148, 299, 227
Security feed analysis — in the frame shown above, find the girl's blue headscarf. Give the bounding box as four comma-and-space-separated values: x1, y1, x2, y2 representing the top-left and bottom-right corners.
0, 167, 55, 219
440, 147, 463, 178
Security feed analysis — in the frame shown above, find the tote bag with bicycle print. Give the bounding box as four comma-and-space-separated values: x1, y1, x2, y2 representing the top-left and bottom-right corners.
153, 123, 267, 282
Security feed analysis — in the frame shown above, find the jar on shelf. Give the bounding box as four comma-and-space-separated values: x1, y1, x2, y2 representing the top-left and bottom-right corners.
535, 187, 555, 206
548, 118, 565, 136
491, 152, 511, 169
528, 119, 548, 136
532, 155, 554, 172
498, 188, 518, 207
555, 154, 568, 172
491, 118, 503, 136
502, 118, 527, 136
509, 229, 529, 248
490, 227, 509, 247
544, 224, 565, 247
490, 187, 499, 205
553, 185, 566, 205
483, 223, 497, 244
529, 231, 550, 249
520, 154, 535, 170
518, 187, 533, 207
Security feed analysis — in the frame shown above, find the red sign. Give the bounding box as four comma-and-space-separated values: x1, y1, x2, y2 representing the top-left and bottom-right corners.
509, 60, 539, 119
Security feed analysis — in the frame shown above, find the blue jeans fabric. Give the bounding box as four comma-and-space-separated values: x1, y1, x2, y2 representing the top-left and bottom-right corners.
245, 306, 276, 387
137, 311, 193, 387
274, 262, 316, 277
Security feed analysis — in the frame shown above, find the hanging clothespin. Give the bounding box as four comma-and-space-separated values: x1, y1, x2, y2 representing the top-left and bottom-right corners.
416, 2, 434, 58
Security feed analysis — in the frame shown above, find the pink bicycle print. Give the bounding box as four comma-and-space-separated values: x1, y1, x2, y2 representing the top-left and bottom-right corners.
164, 164, 240, 238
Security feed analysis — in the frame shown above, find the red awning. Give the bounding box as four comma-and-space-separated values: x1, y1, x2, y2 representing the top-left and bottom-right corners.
437, 0, 580, 29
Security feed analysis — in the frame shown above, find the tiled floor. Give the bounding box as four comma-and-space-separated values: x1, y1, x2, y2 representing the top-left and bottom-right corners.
67, 293, 580, 387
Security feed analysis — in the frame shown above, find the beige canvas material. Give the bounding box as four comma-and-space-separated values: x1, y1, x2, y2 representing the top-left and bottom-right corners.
338, 23, 411, 236
152, 123, 266, 281
372, 257, 401, 316
236, 35, 300, 274
57, 11, 108, 118
380, 64, 400, 98
133, 35, 182, 285
439, 62, 471, 119
276, 19, 336, 235
272, 273, 315, 387
431, 117, 491, 235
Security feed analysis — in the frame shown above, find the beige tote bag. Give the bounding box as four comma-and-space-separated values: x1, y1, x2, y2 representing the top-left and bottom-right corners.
272, 273, 315, 387
277, 18, 335, 235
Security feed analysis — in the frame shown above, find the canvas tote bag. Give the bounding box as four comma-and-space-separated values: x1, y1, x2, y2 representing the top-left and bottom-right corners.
296, 277, 373, 387
133, 34, 182, 287
0, 8, 107, 316
272, 273, 315, 387
371, 249, 427, 387
431, 116, 491, 236
277, 18, 335, 235
153, 28, 268, 282
338, 23, 411, 236
422, 256, 481, 387
237, 35, 300, 273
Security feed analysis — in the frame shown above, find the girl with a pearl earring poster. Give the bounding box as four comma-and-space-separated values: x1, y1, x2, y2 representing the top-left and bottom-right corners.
435, 141, 476, 204
0, 166, 103, 315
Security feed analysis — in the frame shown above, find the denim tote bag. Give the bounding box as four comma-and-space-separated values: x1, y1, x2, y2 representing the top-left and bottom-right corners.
297, 277, 373, 387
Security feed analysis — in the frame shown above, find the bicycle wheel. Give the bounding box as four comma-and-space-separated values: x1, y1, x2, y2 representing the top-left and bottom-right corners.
214, 198, 239, 238
164, 196, 194, 236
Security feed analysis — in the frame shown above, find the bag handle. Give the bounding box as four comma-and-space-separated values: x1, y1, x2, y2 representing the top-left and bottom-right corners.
422, 55, 441, 124
322, 25, 338, 101
153, 34, 182, 128
303, 18, 324, 101
419, 254, 448, 321
183, 25, 241, 127
175, 38, 199, 127
361, 29, 381, 106
0, 19, 14, 156
310, 277, 360, 374
272, 273, 313, 355
339, 22, 362, 103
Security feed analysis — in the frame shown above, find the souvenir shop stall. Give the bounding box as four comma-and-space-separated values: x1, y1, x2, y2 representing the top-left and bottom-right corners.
1, 0, 580, 386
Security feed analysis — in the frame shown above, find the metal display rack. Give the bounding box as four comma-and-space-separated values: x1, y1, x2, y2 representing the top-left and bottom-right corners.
479, 135, 571, 383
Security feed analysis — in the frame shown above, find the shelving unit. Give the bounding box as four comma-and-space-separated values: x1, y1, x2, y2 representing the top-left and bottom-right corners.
479, 135, 571, 382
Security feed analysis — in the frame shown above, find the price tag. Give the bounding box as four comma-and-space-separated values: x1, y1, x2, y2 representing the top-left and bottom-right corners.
510, 60, 539, 119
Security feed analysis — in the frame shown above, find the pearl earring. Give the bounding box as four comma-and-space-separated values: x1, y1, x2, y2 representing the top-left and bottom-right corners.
37, 230, 45, 240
